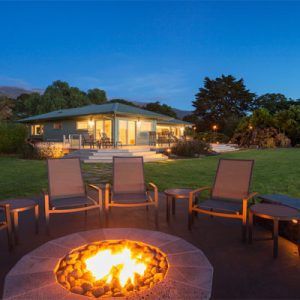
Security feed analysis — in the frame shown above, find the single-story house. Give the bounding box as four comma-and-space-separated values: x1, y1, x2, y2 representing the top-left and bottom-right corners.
19, 102, 192, 147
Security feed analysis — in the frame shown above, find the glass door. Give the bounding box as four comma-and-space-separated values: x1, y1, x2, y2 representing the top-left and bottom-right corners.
118, 120, 136, 145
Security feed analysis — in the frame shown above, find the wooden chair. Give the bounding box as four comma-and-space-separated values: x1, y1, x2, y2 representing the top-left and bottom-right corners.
105, 157, 158, 228
44, 158, 102, 235
188, 159, 257, 242
0, 204, 13, 251
82, 133, 97, 149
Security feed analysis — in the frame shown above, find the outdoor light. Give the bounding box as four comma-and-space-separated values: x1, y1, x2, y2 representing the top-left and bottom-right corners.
249, 125, 253, 130
292, 219, 298, 224
212, 125, 217, 131
88, 119, 94, 127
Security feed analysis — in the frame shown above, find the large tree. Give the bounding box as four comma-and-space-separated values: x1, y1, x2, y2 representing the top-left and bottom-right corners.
145, 101, 177, 118
254, 93, 293, 114
87, 88, 107, 104
193, 75, 256, 136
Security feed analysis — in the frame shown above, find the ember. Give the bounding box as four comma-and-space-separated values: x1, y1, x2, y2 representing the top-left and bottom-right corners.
55, 240, 169, 298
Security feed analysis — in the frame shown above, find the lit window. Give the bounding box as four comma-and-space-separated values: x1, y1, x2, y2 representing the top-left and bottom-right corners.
53, 122, 62, 130
31, 124, 44, 135
77, 121, 88, 130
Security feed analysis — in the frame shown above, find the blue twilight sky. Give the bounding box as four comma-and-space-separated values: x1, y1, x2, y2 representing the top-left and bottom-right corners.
0, 1, 300, 110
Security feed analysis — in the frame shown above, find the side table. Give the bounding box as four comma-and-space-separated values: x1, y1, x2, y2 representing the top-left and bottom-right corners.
164, 188, 193, 222
249, 203, 300, 258
0, 199, 39, 244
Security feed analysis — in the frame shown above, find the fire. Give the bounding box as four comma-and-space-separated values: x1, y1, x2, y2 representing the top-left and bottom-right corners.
85, 247, 147, 287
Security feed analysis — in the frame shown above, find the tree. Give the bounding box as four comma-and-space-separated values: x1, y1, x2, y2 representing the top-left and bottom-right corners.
14, 92, 43, 117
192, 75, 256, 136
275, 105, 300, 145
0, 96, 14, 120
87, 88, 107, 104
109, 99, 138, 107
254, 93, 291, 114
145, 101, 177, 118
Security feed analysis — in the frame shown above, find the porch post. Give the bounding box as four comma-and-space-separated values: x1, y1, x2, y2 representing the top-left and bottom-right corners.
113, 114, 118, 148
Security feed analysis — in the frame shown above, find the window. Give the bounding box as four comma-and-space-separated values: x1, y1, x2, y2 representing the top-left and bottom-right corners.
53, 122, 62, 130
76, 121, 88, 130
31, 124, 44, 135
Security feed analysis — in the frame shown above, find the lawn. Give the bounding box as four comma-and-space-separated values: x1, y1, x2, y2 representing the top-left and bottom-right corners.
0, 148, 299, 199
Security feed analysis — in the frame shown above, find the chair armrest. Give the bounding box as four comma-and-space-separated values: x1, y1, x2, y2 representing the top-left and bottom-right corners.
188, 186, 211, 211
42, 190, 50, 209
189, 186, 211, 198
87, 184, 103, 205
148, 182, 158, 203
243, 192, 258, 202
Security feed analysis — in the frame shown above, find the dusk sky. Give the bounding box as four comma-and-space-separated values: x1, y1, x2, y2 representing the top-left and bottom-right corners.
1, 1, 300, 110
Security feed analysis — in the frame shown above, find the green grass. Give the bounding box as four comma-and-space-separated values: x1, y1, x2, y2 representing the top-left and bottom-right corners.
1, 149, 300, 199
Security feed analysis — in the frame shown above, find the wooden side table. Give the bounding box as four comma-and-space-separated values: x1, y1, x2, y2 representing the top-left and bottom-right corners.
0, 199, 39, 244
249, 203, 300, 258
164, 188, 193, 222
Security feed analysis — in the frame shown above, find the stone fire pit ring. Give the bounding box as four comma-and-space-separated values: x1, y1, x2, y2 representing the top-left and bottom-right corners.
3, 228, 213, 299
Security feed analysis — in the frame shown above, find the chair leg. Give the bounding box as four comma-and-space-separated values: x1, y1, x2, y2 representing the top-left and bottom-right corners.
273, 219, 279, 258
242, 222, 247, 243
248, 211, 253, 244
105, 207, 109, 228
45, 210, 50, 235
98, 207, 102, 228
34, 205, 39, 234
188, 211, 193, 230
13, 211, 19, 245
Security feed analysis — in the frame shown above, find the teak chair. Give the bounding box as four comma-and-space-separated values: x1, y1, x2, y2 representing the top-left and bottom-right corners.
188, 158, 257, 241
105, 157, 158, 228
44, 158, 102, 234
0, 204, 13, 251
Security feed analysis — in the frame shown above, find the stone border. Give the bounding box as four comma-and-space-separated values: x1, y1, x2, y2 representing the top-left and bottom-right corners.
3, 228, 213, 299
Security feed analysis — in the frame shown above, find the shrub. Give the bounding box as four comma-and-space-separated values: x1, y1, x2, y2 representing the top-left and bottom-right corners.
20, 142, 40, 159
0, 122, 27, 154
196, 132, 230, 143
36, 142, 64, 159
231, 127, 291, 148
171, 140, 211, 157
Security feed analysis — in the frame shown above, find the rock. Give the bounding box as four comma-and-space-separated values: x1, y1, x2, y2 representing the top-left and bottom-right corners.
70, 286, 84, 295
57, 274, 66, 283
81, 282, 93, 292
71, 268, 83, 279
93, 287, 105, 297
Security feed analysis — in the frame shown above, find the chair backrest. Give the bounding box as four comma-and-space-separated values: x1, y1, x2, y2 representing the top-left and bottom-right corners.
47, 158, 85, 199
212, 159, 254, 201
113, 156, 146, 195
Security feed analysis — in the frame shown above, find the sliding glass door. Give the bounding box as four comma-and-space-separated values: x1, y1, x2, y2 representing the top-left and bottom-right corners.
118, 120, 136, 145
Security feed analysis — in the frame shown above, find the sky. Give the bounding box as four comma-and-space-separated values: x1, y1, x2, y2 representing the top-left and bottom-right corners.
0, 1, 300, 110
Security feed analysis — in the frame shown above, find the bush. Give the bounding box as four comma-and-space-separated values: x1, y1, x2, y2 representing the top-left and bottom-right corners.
0, 122, 27, 154
196, 132, 230, 143
171, 140, 211, 157
20, 142, 40, 159
36, 142, 64, 159
231, 127, 291, 148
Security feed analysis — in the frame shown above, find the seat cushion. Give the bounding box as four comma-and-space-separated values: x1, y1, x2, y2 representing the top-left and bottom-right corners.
197, 199, 242, 214
112, 193, 149, 204
50, 196, 96, 209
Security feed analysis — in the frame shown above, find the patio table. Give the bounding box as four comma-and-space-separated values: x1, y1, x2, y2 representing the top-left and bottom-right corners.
164, 188, 193, 222
0, 199, 39, 244
249, 203, 300, 258
258, 194, 300, 210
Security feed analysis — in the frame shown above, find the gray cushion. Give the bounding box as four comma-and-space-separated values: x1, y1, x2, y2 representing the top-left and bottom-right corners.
197, 199, 242, 214
112, 193, 149, 204
50, 196, 96, 209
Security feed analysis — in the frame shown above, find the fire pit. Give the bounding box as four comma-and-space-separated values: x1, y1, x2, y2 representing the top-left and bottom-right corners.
55, 240, 168, 297
4, 228, 213, 299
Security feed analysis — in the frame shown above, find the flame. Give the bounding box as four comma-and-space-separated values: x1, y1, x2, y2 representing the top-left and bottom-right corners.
85, 247, 146, 287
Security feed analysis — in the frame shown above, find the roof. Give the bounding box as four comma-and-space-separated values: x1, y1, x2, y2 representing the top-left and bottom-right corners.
19, 102, 173, 122
157, 118, 192, 125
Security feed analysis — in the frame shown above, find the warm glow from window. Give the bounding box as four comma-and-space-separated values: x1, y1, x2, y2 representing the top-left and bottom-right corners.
31, 124, 44, 135
53, 122, 62, 130
76, 121, 88, 130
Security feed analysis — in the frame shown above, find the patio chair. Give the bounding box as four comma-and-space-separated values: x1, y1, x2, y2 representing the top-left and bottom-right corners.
0, 204, 13, 251
44, 158, 102, 235
104, 156, 158, 228
188, 159, 257, 242
82, 133, 97, 149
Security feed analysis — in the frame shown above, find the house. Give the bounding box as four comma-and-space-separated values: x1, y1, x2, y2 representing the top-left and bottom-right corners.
19, 102, 192, 147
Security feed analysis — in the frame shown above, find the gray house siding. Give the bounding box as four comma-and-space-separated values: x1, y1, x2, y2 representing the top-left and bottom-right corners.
43, 120, 85, 142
